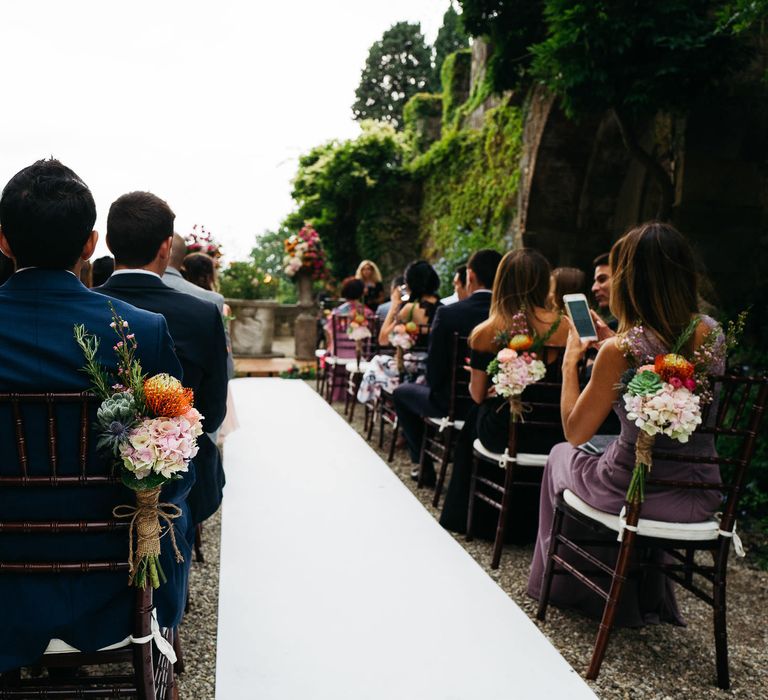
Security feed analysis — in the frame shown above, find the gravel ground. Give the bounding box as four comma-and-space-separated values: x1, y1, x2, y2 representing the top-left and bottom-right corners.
176, 387, 767, 699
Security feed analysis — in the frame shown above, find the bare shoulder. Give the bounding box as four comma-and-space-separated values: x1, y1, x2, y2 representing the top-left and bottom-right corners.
594, 337, 628, 373
469, 320, 496, 352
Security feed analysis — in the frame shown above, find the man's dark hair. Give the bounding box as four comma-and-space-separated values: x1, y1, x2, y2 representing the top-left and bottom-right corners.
592, 252, 610, 267
467, 249, 502, 289
0, 159, 96, 269
106, 192, 175, 267
91, 255, 115, 287
455, 265, 468, 286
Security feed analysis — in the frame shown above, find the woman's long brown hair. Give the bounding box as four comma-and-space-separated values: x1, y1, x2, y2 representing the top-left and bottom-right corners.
470, 248, 551, 347
610, 221, 699, 349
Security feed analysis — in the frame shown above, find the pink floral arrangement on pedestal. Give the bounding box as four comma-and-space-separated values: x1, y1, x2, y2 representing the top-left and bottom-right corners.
185, 224, 222, 260
283, 226, 329, 280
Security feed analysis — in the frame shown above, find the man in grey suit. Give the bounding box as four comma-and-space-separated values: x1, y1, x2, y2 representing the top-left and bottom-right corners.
163, 233, 224, 309
162, 233, 234, 379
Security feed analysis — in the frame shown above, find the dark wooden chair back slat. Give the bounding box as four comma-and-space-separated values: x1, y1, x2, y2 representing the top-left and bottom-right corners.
0, 392, 172, 698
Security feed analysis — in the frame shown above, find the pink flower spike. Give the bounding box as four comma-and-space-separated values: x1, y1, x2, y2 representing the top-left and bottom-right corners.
127, 334, 135, 340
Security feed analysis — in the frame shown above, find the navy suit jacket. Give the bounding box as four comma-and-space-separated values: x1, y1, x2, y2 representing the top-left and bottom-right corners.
426, 291, 492, 414
0, 269, 193, 673
97, 272, 228, 524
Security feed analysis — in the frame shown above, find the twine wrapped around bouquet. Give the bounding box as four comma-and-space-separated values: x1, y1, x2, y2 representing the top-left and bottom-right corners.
395, 346, 405, 374
626, 432, 655, 505
113, 487, 184, 589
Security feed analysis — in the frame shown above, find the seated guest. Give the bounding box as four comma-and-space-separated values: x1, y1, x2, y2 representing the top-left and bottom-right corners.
378, 259, 441, 346
326, 277, 376, 353
0, 159, 191, 672
440, 264, 468, 305
392, 249, 502, 483
528, 222, 724, 626
98, 192, 229, 528
90, 255, 114, 287
591, 252, 618, 330
549, 266, 586, 311
355, 259, 385, 311
440, 249, 568, 539
375, 275, 405, 322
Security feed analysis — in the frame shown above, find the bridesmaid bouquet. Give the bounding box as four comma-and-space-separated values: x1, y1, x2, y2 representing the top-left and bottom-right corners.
74, 304, 203, 589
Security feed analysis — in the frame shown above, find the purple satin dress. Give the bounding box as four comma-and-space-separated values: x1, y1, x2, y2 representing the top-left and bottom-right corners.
527, 318, 724, 626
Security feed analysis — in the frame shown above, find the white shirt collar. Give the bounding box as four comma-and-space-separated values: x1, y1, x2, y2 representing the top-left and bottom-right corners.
111, 269, 162, 280
472, 289, 492, 294
15, 266, 78, 278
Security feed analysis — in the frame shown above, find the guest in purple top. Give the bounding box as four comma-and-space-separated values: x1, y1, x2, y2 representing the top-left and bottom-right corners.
528, 222, 725, 626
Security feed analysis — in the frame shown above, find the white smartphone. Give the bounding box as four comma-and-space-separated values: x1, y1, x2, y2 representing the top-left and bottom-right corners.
563, 293, 598, 341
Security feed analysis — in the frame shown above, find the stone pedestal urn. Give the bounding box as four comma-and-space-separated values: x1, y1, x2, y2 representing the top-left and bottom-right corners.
294, 270, 317, 361
227, 299, 281, 357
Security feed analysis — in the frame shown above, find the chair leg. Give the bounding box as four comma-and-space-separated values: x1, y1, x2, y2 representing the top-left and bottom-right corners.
491, 465, 516, 570
387, 420, 399, 463
343, 374, 352, 416
466, 454, 480, 542
194, 524, 204, 563
432, 430, 453, 507
416, 421, 431, 489
586, 530, 637, 680
366, 404, 377, 442
713, 545, 731, 689
536, 505, 565, 621
172, 627, 185, 675
348, 392, 358, 423
378, 409, 385, 448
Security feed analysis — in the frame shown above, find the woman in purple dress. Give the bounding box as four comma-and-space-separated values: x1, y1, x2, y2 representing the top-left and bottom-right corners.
528, 222, 725, 626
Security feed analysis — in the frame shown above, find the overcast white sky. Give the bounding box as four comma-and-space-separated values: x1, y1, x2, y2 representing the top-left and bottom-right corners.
0, 0, 450, 261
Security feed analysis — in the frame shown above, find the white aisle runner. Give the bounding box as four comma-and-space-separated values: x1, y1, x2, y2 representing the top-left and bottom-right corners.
216, 378, 596, 699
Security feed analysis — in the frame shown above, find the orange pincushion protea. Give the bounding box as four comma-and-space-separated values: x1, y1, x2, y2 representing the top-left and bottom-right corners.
508, 334, 534, 351
654, 353, 695, 382
144, 374, 194, 417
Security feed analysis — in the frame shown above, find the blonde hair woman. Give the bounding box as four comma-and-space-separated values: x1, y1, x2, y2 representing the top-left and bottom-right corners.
355, 259, 384, 311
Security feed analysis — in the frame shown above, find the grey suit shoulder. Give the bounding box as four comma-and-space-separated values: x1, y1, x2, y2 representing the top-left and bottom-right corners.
162, 268, 225, 311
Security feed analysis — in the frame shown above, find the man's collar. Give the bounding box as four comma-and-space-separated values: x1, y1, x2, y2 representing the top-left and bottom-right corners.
15, 266, 78, 279
471, 289, 492, 295
111, 269, 162, 280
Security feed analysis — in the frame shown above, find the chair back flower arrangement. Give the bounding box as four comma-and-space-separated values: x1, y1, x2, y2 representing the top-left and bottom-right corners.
485, 310, 559, 425
346, 306, 372, 366
74, 304, 203, 589
616, 313, 744, 504
185, 224, 222, 260
283, 225, 329, 280
388, 303, 421, 373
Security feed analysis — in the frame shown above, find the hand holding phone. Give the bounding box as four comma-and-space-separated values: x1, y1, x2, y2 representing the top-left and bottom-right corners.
563, 293, 598, 341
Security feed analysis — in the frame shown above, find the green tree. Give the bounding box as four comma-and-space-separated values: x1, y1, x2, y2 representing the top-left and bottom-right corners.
531, 0, 759, 219
352, 22, 435, 128
433, 3, 470, 84
458, 0, 546, 91
286, 122, 417, 277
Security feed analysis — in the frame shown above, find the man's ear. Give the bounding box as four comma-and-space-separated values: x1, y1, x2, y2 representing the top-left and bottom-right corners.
80, 230, 98, 261
158, 236, 173, 261
465, 267, 477, 293
0, 226, 15, 260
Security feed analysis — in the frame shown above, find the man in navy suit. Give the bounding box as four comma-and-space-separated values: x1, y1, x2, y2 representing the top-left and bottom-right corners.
98, 192, 229, 526
392, 249, 502, 483
0, 159, 193, 672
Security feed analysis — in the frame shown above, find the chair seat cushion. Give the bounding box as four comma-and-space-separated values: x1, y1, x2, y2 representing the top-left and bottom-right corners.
345, 360, 371, 374
472, 438, 548, 467
315, 349, 327, 359
426, 416, 465, 431
45, 635, 131, 654
562, 489, 721, 542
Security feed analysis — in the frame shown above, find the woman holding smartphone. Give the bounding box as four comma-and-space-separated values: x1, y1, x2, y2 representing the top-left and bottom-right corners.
527, 221, 724, 626
440, 249, 568, 540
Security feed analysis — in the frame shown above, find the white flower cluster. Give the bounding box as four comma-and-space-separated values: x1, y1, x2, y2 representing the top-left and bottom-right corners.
284, 240, 309, 277
623, 384, 702, 443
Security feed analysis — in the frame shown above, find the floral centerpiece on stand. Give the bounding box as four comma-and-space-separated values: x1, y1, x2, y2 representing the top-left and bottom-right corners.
485, 310, 551, 440
185, 224, 223, 262
74, 304, 203, 589
283, 225, 329, 280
